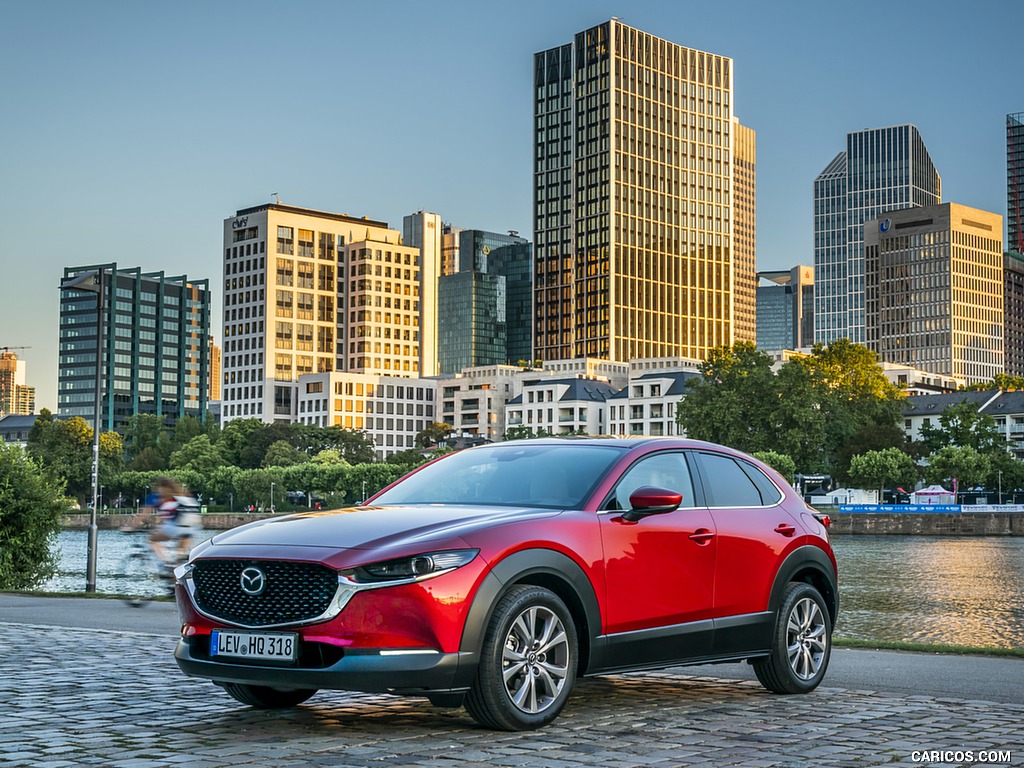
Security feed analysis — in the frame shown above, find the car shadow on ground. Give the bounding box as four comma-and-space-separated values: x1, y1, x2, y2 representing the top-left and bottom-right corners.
167, 673, 772, 739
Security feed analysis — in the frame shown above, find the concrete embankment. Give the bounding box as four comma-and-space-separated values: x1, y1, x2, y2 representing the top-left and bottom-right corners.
826, 511, 1023, 535
62, 512, 280, 530
62, 510, 1024, 534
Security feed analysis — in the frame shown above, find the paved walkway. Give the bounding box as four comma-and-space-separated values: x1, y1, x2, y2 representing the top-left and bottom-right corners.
2, 621, 1021, 768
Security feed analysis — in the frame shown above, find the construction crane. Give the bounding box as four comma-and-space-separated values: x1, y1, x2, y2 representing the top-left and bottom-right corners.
1, 346, 31, 355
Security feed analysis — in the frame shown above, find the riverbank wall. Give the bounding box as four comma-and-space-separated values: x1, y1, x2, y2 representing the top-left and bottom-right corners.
61, 511, 1024, 535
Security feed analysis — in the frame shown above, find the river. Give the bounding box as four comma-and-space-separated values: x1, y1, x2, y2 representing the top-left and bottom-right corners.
40, 531, 1024, 649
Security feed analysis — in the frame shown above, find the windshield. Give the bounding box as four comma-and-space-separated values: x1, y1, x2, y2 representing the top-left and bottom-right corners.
372, 442, 625, 509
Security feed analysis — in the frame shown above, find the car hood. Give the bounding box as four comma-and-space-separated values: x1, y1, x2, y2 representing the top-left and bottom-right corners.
205, 504, 560, 553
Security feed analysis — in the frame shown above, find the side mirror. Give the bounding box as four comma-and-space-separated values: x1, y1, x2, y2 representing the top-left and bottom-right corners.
622, 486, 683, 522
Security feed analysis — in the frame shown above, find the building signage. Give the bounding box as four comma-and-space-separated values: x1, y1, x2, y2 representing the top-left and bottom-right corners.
879, 218, 892, 233
232, 217, 249, 230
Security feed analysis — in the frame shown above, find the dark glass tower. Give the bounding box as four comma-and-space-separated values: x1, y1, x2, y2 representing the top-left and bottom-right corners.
1009, 112, 1024, 256
437, 230, 532, 374
813, 125, 941, 345
59, 263, 211, 431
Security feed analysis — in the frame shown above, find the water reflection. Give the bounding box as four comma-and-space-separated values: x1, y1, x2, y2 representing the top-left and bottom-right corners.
42, 530, 214, 598
831, 536, 1024, 649
42, 531, 1024, 649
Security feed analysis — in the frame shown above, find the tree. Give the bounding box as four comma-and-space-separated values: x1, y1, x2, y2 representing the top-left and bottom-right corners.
28, 415, 92, 503
924, 445, 989, 491
218, 418, 268, 468
917, 400, 1001, 454
794, 340, 905, 473
676, 343, 777, 454
240, 423, 297, 469
0, 444, 68, 589
961, 374, 1024, 391
123, 414, 169, 469
330, 428, 377, 465
171, 415, 204, 453
415, 422, 453, 448
848, 448, 918, 499
262, 439, 309, 468
983, 449, 1024, 502
833, 423, 911, 487
311, 448, 346, 465
766, 362, 828, 472
752, 451, 796, 485
504, 425, 537, 441
170, 434, 228, 476
387, 449, 430, 467
99, 430, 125, 487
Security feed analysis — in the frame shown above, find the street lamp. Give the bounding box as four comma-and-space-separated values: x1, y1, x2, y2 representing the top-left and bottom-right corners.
998, 470, 1003, 505
59, 268, 105, 593
270, 482, 275, 513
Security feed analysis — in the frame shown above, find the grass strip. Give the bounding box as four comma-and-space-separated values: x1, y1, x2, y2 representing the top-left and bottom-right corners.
835, 636, 1024, 657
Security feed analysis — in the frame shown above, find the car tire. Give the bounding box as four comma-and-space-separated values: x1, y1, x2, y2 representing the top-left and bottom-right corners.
753, 581, 832, 694
220, 683, 318, 709
465, 584, 578, 730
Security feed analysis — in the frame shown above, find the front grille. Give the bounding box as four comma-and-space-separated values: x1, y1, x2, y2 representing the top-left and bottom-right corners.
191, 559, 339, 627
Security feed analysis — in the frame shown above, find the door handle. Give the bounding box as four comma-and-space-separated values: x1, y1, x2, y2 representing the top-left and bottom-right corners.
774, 523, 797, 537
688, 529, 715, 544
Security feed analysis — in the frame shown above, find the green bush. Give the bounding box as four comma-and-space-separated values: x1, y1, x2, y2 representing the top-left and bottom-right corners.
0, 444, 68, 590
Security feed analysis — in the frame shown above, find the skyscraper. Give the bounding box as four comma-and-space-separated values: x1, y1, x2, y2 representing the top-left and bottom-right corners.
865, 203, 1003, 385
401, 211, 442, 377
533, 20, 751, 363
0, 352, 35, 417
1008, 112, 1024, 256
732, 118, 757, 345
58, 264, 211, 431
222, 203, 428, 424
814, 125, 941, 345
756, 266, 814, 351
437, 229, 533, 374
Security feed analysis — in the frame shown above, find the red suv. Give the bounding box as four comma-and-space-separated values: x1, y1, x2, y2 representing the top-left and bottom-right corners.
174, 438, 837, 730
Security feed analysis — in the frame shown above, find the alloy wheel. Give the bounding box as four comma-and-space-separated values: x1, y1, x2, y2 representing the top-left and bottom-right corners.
501, 605, 570, 713
786, 596, 828, 680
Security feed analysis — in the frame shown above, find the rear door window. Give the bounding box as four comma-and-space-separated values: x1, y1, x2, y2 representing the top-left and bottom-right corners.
695, 452, 772, 508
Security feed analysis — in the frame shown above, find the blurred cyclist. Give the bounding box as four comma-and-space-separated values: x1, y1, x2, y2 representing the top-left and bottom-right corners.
147, 477, 203, 569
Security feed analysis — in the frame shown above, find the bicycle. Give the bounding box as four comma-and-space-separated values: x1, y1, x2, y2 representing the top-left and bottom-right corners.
118, 531, 185, 608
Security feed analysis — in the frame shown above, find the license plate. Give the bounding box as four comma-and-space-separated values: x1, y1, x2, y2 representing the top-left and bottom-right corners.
210, 630, 298, 662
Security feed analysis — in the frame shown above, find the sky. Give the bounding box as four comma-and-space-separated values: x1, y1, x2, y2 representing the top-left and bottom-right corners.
2, 0, 1021, 412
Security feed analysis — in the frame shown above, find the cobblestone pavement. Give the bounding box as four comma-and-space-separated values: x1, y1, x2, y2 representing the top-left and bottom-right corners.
2, 622, 1022, 768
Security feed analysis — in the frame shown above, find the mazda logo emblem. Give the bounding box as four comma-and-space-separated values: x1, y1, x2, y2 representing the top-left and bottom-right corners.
240, 566, 266, 596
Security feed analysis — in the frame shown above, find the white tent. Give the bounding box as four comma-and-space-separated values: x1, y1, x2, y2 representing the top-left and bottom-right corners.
912, 485, 955, 505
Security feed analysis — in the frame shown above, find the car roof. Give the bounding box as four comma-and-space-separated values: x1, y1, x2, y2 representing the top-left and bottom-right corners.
485, 436, 749, 455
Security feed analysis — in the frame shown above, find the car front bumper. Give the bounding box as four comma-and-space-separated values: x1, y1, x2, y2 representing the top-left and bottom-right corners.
174, 638, 474, 695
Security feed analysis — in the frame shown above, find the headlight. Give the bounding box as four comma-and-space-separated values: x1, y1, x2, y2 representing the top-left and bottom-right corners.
348, 549, 478, 584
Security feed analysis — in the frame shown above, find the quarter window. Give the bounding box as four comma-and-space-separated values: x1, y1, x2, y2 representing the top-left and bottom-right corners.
696, 453, 777, 507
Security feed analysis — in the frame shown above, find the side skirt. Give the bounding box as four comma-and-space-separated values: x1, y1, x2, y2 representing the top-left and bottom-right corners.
588, 611, 773, 676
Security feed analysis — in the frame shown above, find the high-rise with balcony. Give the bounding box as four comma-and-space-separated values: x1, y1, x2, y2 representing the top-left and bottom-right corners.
533, 20, 751, 363
814, 125, 941, 345
222, 203, 427, 424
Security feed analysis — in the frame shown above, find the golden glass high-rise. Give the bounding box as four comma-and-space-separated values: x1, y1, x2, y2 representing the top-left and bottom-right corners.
533, 19, 752, 362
